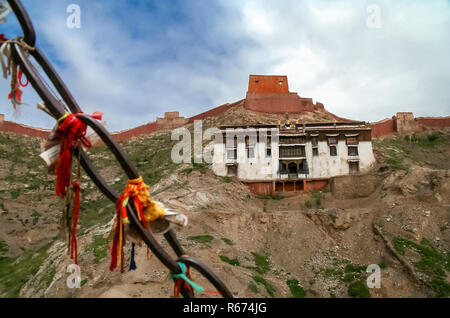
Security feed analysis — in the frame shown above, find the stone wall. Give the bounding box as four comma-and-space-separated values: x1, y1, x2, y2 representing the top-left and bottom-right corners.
370, 113, 450, 138
330, 174, 378, 199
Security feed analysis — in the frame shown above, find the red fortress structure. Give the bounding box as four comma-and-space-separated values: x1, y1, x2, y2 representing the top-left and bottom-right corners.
244, 75, 325, 113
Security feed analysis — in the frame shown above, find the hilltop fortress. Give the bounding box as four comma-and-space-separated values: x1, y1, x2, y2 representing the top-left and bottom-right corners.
1, 75, 449, 141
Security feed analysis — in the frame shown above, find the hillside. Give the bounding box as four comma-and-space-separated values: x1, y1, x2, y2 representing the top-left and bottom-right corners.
0, 127, 449, 298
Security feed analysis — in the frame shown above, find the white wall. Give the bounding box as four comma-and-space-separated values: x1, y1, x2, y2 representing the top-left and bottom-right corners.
212, 132, 376, 181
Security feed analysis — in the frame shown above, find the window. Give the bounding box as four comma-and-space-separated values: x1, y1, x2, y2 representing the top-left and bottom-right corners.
346, 135, 359, 145
312, 148, 319, 156
279, 145, 306, 158
280, 136, 306, 144
349, 161, 359, 173
330, 146, 337, 156
327, 136, 338, 145
299, 159, 308, 173
247, 147, 255, 159
227, 165, 238, 176
266, 148, 272, 158
227, 149, 237, 160
348, 146, 358, 156
311, 136, 318, 147
226, 136, 237, 148
245, 136, 256, 147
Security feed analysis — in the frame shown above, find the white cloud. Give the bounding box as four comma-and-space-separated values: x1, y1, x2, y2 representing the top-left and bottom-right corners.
0, 0, 448, 131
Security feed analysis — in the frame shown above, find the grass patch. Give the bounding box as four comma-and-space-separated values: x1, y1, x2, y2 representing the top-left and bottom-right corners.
221, 176, 232, 183
31, 210, 41, 226
252, 275, 275, 297
248, 282, 259, 294
328, 214, 337, 223
251, 252, 271, 274
286, 279, 307, 298
10, 188, 21, 200
187, 235, 214, 244
0, 241, 8, 254
192, 162, 209, 174
311, 191, 324, 208
392, 236, 449, 297
221, 238, 234, 246
272, 194, 285, 200
304, 200, 312, 209
344, 264, 367, 273
79, 197, 114, 231
387, 156, 408, 171
347, 281, 371, 298
0, 243, 51, 297
87, 235, 108, 264
219, 255, 240, 266
41, 266, 56, 290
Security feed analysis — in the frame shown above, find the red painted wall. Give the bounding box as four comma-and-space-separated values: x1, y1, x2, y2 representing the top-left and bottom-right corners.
244, 182, 273, 195
0, 120, 50, 139
248, 75, 289, 94
244, 75, 326, 114
306, 180, 329, 191
370, 118, 396, 138
112, 121, 158, 142
416, 116, 450, 128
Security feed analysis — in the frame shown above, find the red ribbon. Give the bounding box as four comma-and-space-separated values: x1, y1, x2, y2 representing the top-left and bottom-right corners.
55, 112, 102, 265
18, 69, 28, 87
56, 112, 102, 198
70, 181, 81, 264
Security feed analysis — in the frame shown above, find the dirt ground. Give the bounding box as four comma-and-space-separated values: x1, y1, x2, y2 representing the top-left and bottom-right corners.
0, 125, 449, 299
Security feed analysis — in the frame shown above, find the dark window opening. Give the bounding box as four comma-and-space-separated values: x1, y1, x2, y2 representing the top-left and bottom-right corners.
330, 146, 337, 156
311, 136, 318, 146
266, 148, 272, 158
312, 147, 319, 156
288, 162, 298, 174
348, 146, 358, 156
279, 145, 306, 158
299, 159, 309, 174
349, 161, 359, 173
247, 147, 255, 159
227, 165, 238, 176
279, 162, 288, 174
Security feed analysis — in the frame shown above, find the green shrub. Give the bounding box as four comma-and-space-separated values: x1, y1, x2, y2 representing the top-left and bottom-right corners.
248, 282, 258, 294
252, 252, 271, 274
348, 281, 371, 298
219, 255, 240, 266
0, 241, 8, 254
187, 235, 214, 244
221, 176, 232, 183
87, 235, 108, 264
286, 279, 307, 298
252, 275, 275, 297
221, 238, 234, 246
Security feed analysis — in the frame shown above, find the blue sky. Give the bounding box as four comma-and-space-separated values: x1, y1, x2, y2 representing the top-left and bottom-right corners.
1, 0, 449, 131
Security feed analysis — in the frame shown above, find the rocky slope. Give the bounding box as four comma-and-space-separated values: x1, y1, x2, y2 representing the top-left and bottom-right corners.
0, 125, 449, 298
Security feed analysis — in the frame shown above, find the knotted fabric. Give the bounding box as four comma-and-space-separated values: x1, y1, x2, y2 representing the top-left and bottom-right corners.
109, 177, 166, 272
56, 111, 102, 264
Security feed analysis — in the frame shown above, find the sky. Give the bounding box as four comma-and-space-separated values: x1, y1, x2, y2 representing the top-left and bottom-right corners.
0, 0, 449, 131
